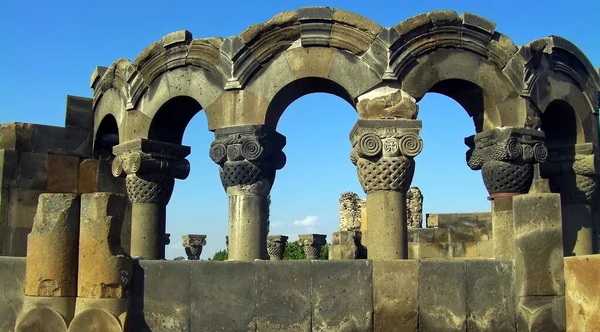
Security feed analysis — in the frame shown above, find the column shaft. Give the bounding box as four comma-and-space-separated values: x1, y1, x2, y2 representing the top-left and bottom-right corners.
366, 190, 407, 259
131, 203, 166, 259
228, 193, 268, 260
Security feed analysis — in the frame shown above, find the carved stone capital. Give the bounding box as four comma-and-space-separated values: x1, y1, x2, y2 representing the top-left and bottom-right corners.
210, 126, 286, 195
182, 234, 207, 260
267, 235, 289, 260
350, 119, 422, 193
465, 127, 547, 196
540, 143, 599, 204
298, 234, 327, 260
112, 139, 191, 204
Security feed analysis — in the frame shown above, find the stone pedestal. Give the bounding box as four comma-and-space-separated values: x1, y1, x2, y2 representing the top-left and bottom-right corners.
112, 139, 190, 260
74, 193, 132, 329
513, 181, 566, 331
298, 234, 327, 260
267, 235, 288, 260
16, 194, 80, 331
210, 126, 286, 261
182, 234, 207, 260
350, 119, 422, 260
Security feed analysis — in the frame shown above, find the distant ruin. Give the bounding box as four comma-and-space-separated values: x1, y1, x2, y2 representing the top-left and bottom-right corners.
1, 7, 599, 331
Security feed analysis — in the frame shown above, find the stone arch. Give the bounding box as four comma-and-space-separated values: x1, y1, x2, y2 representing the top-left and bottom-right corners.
389, 11, 523, 130
207, 7, 385, 129
518, 36, 600, 146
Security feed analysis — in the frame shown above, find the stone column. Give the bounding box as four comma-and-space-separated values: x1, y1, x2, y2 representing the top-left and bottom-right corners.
16, 194, 80, 331
210, 125, 286, 261
466, 127, 547, 259
112, 139, 190, 260
350, 119, 423, 259
182, 234, 207, 260
298, 234, 327, 260
73, 193, 132, 329
406, 187, 423, 229
267, 235, 288, 260
540, 143, 598, 256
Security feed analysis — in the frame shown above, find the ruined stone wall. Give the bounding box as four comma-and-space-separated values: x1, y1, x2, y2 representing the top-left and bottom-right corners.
0, 97, 130, 257
408, 212, 493, 259
0, 257, 518, 332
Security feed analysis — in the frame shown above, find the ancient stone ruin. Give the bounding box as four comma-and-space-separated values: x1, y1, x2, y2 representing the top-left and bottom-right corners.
1, 7, 599, 331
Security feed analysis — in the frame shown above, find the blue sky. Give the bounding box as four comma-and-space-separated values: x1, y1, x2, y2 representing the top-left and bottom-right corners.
1, 0, 598, 259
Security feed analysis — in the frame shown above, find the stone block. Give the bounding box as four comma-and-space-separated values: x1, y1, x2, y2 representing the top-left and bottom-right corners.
433, 228, 450, 242
408, 242, 419, 259
331, 231, 362, 260
513, 193, 564, 296
466, 260, 516, 331
256, 260, 311, 332
130, 260, 191, 331
25, 194, 80, 297
492, 198, 515, 260
564, 254, 600, 331
477, 240, 494, 257
30, 125, 92, 158
0, 123, 33, 151
472, 227, 490, 241
0, 149, 18, 188
451, 227, 475, 242
15, 306, 68, 332
419, 260, 467, 331
328, 51, 382, 99
64, 95, 93, 132
78, 193, 131, 299
418, 242, 443, 259
190, 261, 256, 331
0, 257, 26, 332
46, 154, 80, 193
311, 260, 372, 331
517, 296, 566, 331
17, 152, 48, 190
373, 260, 418, 332
3, 188, 43, 256
410, 228, 434, 242
451, 242, 465, 257
78, 158, 126, 194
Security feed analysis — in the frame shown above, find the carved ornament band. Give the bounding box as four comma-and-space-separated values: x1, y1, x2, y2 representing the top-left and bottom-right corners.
466, 127, 547, 170
350, 119, 422, 193
112, 138, 191, 180
540, 143, 599, 178
210, 126, 286, 192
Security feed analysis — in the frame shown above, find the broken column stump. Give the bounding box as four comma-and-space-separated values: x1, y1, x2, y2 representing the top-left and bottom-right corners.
69, 193, 132, 332
15, 193, 80, 332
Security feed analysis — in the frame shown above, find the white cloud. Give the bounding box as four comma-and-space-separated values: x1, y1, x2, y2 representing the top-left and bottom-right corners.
293, 216, 321, 234
293, 216, 319, 227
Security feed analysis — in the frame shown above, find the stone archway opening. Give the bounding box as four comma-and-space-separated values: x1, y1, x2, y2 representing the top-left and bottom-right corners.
271, 89, 361, 258
540, 99, 595, 256
414, 88, 490, 225
93, 114, 119, 159
148, 96, 203, 145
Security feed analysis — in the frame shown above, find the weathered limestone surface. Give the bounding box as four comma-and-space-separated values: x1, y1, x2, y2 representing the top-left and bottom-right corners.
419, 260, 467, 331
190, 261, 257, 331
406, 187, 423, 228
0, 257, 25, 332
256, 260, 311, 332
513, 191, 565, 297
311, 260, 372, 332
25, 194, 80, 297
373, 260, 418, 332
564, 254, 600, 331
426, 212, 491, 228
339, 192, 362, 231
331, 230, 365, 260
78, 193, 131, 299
181, 234, 206, 260
129, 260, 192, 331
